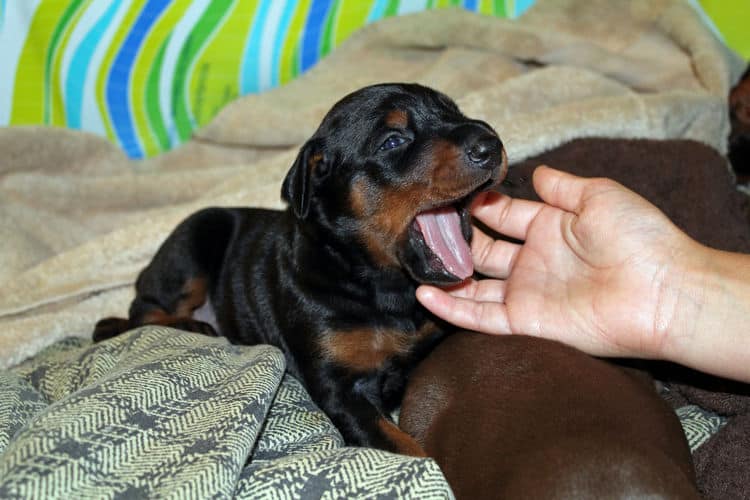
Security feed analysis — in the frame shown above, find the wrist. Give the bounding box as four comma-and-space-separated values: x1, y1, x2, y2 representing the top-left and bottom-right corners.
655, 240, 711, 364
660, 243, 750, 382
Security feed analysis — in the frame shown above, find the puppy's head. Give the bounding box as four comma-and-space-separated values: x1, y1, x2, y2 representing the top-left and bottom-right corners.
282, 83, 507, 286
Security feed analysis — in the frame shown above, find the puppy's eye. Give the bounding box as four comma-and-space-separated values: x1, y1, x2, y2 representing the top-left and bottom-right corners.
379, 135, 408, 151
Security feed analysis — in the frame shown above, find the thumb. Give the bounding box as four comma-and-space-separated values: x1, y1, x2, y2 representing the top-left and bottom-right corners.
532, 166, 596, 214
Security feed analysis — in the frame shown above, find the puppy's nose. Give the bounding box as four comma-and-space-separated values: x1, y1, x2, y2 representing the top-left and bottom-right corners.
465, 135, 502, 169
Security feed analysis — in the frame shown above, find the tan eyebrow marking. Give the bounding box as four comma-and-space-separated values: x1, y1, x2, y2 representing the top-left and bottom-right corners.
385, 109, 408, 129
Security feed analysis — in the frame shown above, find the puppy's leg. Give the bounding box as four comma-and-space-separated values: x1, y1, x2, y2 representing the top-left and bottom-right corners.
334, 399, 425, 456
93, 208, 236, 342
308, 377, 425, 456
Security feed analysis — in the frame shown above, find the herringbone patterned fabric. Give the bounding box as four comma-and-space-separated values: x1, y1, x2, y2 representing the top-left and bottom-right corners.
0, 327, 452, 499
676, 405, 728, 452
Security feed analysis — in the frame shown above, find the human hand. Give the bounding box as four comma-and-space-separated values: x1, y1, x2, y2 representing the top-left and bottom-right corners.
417, 166, 703, 360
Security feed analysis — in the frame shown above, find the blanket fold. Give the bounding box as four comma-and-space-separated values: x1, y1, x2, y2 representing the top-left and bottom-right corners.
0, 328, 449, 498
0, 0, 745, 368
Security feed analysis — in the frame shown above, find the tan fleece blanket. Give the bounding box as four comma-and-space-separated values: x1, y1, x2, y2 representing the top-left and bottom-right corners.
0, 0, 744, 368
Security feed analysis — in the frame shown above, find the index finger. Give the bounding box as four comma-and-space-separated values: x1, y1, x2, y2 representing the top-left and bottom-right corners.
416, 285, 512, 335
471, 191, 545, 241
471, 226, 521, 278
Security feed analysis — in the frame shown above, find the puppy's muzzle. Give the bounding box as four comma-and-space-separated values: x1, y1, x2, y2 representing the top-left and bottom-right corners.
466, 135, 503, 169
452, 123, 504, 171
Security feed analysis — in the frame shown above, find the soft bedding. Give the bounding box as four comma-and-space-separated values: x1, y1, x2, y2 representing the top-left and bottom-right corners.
1, 0, 744, 369
0, 327, 449, 497
1, 1, 748, 497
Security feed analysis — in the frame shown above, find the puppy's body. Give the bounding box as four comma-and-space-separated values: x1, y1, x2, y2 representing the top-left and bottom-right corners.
117, 206, 441, 451
94, 83, 506, 455
400, 333, 700, 498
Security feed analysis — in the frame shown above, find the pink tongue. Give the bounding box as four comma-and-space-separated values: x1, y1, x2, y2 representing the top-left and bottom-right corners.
415, 207, 473, 280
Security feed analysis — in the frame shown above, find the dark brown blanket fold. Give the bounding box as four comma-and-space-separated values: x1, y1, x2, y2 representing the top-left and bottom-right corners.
504, 137, 750, 500
655, 369, 750, 500
505, 137, 750, 253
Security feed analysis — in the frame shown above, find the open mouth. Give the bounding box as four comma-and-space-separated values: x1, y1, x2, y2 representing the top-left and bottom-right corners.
406, 177, 496, 285
412, 202, 474, 281
395, 133, 506, 286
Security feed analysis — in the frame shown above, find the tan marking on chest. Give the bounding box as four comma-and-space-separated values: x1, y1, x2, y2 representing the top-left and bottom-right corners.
321, 322, 440, 372
321, 328, 410, 371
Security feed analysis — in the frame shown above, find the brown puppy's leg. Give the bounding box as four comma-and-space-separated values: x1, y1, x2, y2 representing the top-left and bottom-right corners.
400, 333, 700, 499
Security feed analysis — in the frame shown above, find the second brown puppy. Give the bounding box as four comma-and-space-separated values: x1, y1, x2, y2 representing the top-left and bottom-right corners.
399, 333, 700, 499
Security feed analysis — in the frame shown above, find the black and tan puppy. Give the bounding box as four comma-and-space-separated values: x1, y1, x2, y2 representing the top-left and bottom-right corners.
93, 83, 507, 455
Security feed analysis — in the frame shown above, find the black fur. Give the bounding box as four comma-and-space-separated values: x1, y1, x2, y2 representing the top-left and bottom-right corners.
94, 83, 507, 454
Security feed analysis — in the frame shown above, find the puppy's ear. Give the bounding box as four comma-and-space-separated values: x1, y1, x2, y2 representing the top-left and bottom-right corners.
281, 140, 327, 220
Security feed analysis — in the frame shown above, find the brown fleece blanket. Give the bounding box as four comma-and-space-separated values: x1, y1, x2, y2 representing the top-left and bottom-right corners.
506, 137, 750, 500
0, 0, 745, 369
662, 373, 750, 500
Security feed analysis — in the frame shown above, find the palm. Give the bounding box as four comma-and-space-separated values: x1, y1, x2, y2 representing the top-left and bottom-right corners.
502, 201, 665, 356
417, 168, 688, 359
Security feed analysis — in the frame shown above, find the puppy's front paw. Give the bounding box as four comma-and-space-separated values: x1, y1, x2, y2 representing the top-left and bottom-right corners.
92, 317, 131, 342
161, 318, 219, 337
